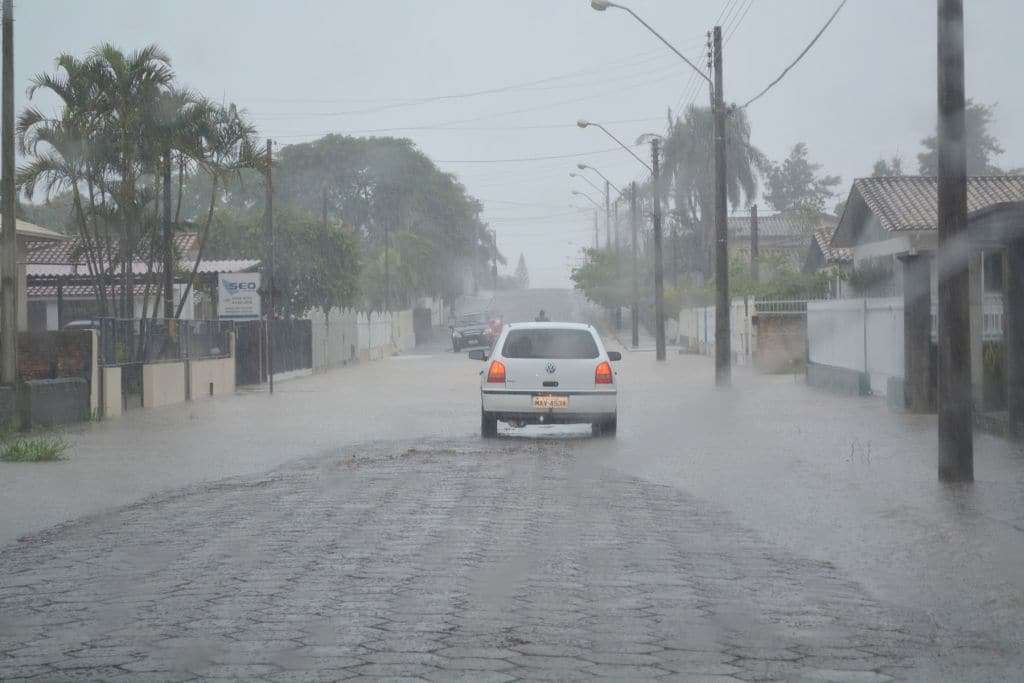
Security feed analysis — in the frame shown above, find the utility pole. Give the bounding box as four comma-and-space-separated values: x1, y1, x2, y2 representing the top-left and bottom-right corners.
651, 139, 666, 361
750, 204, 759, 285
593, 210, 598, 249
936, 0, 972, 481
712, 25, 731, 387
322, 187, 328, 229
630, 182, 639, 348
0, 0, 15, 385
162, 150, 174, 319
384, 221, 390, 312
614, 196, 622, 329
265, 139, 275, 395
604, 180, 611, 250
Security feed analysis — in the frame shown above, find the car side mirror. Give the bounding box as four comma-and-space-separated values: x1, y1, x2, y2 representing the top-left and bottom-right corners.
607, 351, 622, 361
467, 349, 487, 361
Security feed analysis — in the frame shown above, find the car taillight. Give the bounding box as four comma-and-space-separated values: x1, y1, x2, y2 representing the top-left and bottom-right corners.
487, 360, 506, 383
595, 361, 613, 384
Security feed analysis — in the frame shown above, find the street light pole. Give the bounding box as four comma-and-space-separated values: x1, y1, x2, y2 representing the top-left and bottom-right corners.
936, 0, 972, 481
651, 139, 666, 362
712, 25, 731, 387
0, 0, 14, 385
630, 181, 639, 348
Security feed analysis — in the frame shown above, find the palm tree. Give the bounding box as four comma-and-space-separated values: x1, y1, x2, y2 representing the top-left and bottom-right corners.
662, 104, 767, 279
86, 44, 175, 316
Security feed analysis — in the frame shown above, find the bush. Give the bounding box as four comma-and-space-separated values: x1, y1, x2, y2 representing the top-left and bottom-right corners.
0, 429, 68, 462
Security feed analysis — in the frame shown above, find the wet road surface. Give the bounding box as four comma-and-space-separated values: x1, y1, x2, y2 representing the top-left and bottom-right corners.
0, 437, 955, 682
2, 291, 1023, 680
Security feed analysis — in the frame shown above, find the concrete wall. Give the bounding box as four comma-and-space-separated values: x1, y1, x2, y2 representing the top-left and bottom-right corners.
189, 357, 235, 400
807, 297, 904, 396
0, 385, 15, 426
143, 362, 186, 408
23, 378, 90, 427
678, 298, 755, 362
102, 367, 122, 418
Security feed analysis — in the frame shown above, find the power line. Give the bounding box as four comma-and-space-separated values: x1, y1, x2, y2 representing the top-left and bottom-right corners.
263, 116, 664, 139
434, 145, 641, 164
738, 0, 847, 110
239, 46, 697, 106
726, 0, 755, 44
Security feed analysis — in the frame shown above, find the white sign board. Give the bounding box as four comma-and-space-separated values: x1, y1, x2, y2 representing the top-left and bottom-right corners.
217, 272, 262, 320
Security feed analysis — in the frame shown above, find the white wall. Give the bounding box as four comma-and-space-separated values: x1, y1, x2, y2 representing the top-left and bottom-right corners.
807, 297, 904, 396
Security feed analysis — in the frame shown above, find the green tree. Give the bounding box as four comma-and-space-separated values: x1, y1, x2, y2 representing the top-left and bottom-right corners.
918, 100, 1004, 176
662, 104, 767, 278
570, 248, 630, 310
514, 253, 529, 290
764, 142, 841, 215
872, 155, 904, 177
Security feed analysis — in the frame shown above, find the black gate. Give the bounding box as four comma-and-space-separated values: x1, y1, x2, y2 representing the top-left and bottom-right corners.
233, 319, 312, 385
234, 321, 266, 386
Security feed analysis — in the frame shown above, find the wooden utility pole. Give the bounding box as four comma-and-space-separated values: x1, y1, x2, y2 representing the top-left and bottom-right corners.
265, 139, 275, 395
936, 0, 972, 481
651, 139, 666, 361
630, 182, 639, 348
750, 204, 759, 285
0, 0, 15, 385
712, 25, 731, 387
162, 151, 174, 319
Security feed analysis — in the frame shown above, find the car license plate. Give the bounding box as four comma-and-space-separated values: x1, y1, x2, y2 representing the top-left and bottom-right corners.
533, 395, 568, 409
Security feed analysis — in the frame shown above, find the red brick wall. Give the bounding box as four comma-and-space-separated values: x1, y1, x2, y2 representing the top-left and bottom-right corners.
17, 331, 93, 382
754, 314, 806, 374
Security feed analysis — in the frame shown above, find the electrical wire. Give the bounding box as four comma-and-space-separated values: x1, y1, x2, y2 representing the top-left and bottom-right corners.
726, 0, 756, 44
738, 0, 847, 110
434, 145, 641, 165
262, 116, 664, 139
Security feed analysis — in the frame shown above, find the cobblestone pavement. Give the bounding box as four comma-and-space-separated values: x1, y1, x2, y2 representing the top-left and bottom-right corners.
0, 437, 1005, 681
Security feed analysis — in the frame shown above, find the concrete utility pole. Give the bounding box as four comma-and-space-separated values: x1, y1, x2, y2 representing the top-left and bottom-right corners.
162, 151, 174, 319
265, 139, 275, 396
936, 0, 972, 481
712, 25, 731, 387
604, 180, 611, 250
651, 139, 666, 361
750, 204, 759, 285
0, 0, 15, 385
593, 210, 599, 249
630, 182, 639, 348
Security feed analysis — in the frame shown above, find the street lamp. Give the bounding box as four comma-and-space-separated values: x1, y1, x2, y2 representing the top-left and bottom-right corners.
577, 163, 621, 195
591, 0, 730, 385
577, 119, 652, 172
572, 190, 603, 249
569, 171, 603, 197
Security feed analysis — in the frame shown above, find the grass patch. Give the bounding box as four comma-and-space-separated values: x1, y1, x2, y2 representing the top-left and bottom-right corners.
0, 430, 68, 462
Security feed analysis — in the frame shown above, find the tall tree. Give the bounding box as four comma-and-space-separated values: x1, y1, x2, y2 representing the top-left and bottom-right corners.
662, 104, 766, 278
872, 155, 905, 177
764, 142, 841, 215
514, 253, 529, 290
918, 99, 1004, 175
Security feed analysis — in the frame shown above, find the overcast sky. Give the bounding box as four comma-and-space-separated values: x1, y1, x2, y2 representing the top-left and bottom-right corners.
15, 0, 1024, 287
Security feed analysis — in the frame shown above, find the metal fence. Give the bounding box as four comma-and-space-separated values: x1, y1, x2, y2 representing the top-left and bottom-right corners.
98, 318, 233, 367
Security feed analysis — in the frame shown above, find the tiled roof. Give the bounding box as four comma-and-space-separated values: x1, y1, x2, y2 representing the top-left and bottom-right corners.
26, 258, 260, 279
27, 284, 151, 298
728, 212, 833, 239
5, 218, 68, 241
854, 175, 1024, 232
23, 232, 199, 265
813, 227, 852, 263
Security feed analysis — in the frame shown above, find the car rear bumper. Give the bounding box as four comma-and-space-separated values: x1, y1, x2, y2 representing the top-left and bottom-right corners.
481, 389, 616, 423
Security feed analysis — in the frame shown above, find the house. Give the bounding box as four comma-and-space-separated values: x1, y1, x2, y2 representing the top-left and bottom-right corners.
803, 226, 852, 298
2, 217, 70, 332
22, 231, 260, 330
729, 210, 837, 272
823, 175, 1024, 436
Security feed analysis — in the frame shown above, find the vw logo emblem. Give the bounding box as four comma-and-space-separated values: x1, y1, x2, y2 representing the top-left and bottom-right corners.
545, 362, 557, 374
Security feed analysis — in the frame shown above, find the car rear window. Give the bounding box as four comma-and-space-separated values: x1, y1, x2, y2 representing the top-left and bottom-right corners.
501, 329, 599, 359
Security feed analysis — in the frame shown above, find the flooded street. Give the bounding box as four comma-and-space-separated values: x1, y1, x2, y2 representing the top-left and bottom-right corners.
2, 291, 1023, 680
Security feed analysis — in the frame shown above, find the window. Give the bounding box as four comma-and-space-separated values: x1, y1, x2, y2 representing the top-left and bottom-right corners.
502, 329, 599, 359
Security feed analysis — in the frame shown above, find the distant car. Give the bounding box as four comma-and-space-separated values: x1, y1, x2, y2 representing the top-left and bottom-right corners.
450, 311, 490, 352
469, 322, 621, 438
